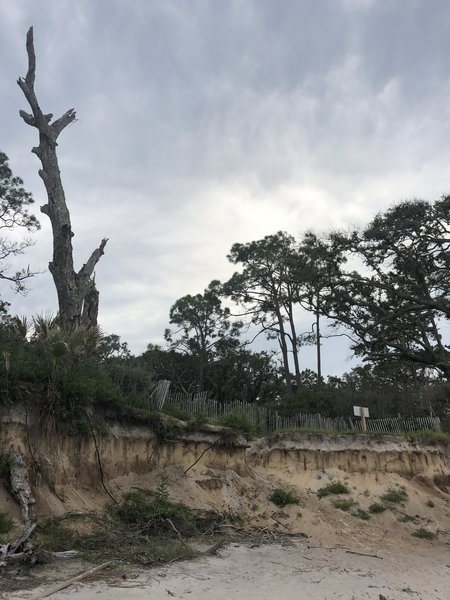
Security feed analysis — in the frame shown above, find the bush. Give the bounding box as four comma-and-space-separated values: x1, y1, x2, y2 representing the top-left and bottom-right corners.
116, 489, 196, 535
380, 487, 408, 504
333, 498, 354, 512
317, 481, 350, 498
398, 514, 419, 523
412, 528, 435, 540
351, 508, 370, 520
369, 503, 386, 513
215, 412, 254, 434
269, 488, 299, 507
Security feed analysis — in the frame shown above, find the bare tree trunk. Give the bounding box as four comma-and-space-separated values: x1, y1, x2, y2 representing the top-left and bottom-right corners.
315, 296, 322, 392
17, 27, 107, 330
286, 303, 301, 388
274, 308, 292, 395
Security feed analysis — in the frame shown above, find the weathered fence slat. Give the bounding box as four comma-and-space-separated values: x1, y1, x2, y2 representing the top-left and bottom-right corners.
149, 386, 441, 435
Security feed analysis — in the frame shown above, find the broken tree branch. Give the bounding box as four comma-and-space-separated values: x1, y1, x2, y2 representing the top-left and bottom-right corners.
32, 562, 111, 599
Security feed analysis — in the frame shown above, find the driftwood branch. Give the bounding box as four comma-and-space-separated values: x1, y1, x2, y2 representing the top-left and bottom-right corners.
9, 450, 36, 522
32, 562, 111, 599
0, 523, 37, 567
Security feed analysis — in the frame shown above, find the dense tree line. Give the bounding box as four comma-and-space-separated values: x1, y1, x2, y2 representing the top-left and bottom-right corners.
1, 149, 448, 419
161, 196, 450, 417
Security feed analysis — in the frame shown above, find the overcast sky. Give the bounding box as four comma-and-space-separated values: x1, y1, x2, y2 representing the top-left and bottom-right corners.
1, 0, 450, 375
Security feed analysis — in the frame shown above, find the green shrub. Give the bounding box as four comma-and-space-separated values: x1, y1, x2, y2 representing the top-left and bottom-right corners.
116, 489, 195, 535
369, 503, 386, 513
333, 498, 354, 512
380, 487, 408, 504
351, 508, 370, 520
269, 488, 299, 507
215, 412, 254, 434
190, 412, 208, 426
163, 406, 192, 421
426, 500, 434, 508
0, 512, 12, 534
412, 528, 435, 540
317, 481, 350, 498
398, 514, 418, 523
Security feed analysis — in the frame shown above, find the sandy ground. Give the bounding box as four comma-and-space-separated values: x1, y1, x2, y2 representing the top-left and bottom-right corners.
1, 430, 449, 599
4, 539, 450, 600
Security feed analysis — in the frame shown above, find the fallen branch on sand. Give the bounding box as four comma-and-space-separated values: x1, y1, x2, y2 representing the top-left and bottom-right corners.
0, 522, 38, 567
202, 538, 225, 556
32, 561, 110, 599
345, 550, 383, 560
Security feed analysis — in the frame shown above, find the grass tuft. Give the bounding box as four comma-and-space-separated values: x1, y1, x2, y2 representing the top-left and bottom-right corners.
369, 503, 386, 514
380, 487, 408, 504
215, 413, 254, 435
351, 508, 370, 520
412, 528, 435, 540
332, 498, 354, 512
317, 481, 349, 498
269, 488, 299, 507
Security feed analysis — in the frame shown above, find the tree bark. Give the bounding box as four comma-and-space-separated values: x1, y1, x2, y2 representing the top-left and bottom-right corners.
17, 27, 107, 330
274, 307, 292, 395
286, 302, 301, 388
315, 293, 322, 392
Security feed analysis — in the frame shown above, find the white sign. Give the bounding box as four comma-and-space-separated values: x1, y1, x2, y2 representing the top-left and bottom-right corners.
353, 406, 369, 418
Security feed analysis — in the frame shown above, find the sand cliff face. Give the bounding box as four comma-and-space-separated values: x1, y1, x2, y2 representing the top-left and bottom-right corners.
247, 433, 448, 478
1, 408, 449, 540
2, 420, 447, 488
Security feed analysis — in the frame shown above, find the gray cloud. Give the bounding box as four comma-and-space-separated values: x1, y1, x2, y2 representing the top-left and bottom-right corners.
1, 0, 450, 375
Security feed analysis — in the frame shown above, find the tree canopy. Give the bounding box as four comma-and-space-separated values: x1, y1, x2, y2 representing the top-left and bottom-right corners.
0, 150, 39, 296
322, 197, 450, 378
165, 280, 243, 391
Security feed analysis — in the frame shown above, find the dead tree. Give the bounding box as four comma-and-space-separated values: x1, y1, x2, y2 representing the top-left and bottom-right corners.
17, 27, 107, 330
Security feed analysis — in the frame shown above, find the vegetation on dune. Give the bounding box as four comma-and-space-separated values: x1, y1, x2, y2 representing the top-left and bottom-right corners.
317, 481, 350, 498
412, 528, 436, 540
269, 488, 300, 507
380, 488, 408, 504
332, 498, 355, 512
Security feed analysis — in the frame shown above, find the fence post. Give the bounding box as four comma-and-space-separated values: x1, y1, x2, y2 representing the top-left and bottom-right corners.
154, 380, 171, 410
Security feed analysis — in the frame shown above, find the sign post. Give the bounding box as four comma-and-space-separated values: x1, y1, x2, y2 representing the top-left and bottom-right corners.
353, 406, 369, 432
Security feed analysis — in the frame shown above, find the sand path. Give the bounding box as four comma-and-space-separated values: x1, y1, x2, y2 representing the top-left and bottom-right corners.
6, 540, 449, 600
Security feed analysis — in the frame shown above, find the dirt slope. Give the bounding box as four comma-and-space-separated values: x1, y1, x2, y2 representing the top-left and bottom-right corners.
1, 412, 449, 553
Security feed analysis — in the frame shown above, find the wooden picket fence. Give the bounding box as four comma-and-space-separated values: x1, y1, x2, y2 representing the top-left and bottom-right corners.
149, 388, 441, 435
350, 415, 441, 434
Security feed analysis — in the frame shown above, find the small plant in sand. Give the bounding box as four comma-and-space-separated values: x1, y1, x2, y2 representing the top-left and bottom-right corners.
317, 481, 349, 498
333, 498, 354, 512
269, 488, 299, 507
380, 487, 408, 504
425, 500, 434, 508
369, 503, 386, 514
398, 514, 419, 523
351, 508, 370, 520
412, 528, 435, 540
